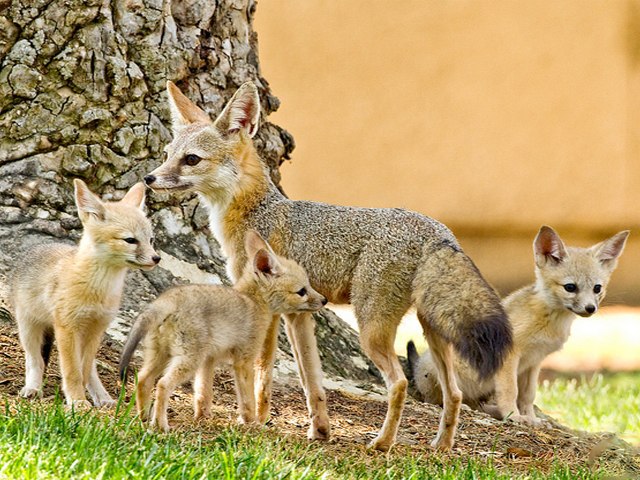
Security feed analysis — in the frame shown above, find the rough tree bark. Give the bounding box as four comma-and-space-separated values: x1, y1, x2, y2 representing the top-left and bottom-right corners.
0, 0, 380, 384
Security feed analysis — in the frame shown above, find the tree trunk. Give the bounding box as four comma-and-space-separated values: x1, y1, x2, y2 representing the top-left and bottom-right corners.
0, 0, 380, 384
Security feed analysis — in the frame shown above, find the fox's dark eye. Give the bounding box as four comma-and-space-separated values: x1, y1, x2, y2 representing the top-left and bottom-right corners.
183, 154, 202, 167
123, 237, 138, 244
563, 283, 577, 293
296, 288, 307, 297
594, 284, 602, 294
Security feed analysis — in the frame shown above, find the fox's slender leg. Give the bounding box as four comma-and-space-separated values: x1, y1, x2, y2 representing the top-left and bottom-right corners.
55, 323, 88, 406
16, 313, 48, 398
517, 364, 542, 424
255, 315, 281, 424
81, 329, 114, 407
284, 312, 330, 441
151, 357, 195, 432
357, 320, 407, 452
136, 360, 166, 421
492, 352, 521, 420
419, 320, 462, 450
233, 359, 257, 424
193, 357, 216, 420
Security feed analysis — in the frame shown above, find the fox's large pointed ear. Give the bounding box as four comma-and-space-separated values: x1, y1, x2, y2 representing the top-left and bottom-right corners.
593, 230, 629, 269
166, 81, 212, 132
74, 179, 105, 222
120, 182, 146, 210
534, 226, 567, 267
213, 82, 260, 138
245, 230, 281, 277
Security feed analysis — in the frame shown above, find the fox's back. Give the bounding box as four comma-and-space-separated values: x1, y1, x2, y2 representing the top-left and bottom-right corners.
145, 285, 261, 358
254, 198, 458, 303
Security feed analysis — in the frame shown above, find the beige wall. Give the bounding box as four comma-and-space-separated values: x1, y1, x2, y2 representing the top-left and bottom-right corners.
254, 1, 640, 301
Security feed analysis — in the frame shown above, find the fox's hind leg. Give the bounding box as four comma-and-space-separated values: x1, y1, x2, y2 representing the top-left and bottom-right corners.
136, 355, 167, 421
418, 314, 463, 450
284, 312, 330, 441
151, 356, 195, 432
352, 293, 410, 452
17, 311, 52, 398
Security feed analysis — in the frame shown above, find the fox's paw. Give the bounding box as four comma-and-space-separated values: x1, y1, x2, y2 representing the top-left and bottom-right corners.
430, 434, 454, 451
67, 399, 92, 410
94, 398, 116, 409
308, 415, 330, 441
368, 435, 393, 452
508, 413, 542, 426
19, 387, 41, 399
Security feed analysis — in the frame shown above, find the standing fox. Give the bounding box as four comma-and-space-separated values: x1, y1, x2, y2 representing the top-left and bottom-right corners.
118, 231, 326, 432
408, 226, 629, 424
141, 81, 512, 451
11, 180, 160, 407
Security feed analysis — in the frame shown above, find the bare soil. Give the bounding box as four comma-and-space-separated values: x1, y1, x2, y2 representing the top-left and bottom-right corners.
0, 321, 638, 476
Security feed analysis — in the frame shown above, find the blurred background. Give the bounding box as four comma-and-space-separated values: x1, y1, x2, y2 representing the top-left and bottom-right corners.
254, 1, 640, 381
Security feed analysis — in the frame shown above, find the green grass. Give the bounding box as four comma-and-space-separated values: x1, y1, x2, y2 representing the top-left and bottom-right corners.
0, 396, 605, 480
537, 372, 640, 445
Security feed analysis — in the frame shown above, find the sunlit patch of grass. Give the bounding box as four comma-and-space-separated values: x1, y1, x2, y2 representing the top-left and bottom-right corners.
537, 372, 640, 445
0, 396, 606, 480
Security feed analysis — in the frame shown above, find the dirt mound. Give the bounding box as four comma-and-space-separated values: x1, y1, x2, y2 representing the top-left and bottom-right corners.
0, 320, 637, 476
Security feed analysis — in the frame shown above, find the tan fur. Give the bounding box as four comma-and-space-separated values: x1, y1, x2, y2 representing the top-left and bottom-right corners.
410, 226, 629, 425
11, 180, 160, 407
143, 82, 513, 451
118, 231, 325, 431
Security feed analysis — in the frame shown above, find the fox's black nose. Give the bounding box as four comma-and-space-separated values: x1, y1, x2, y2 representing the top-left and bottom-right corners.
152, 255, 161, 264
585, 305, 596, 314
321, 297, 328, 306
144, 175, 156, 185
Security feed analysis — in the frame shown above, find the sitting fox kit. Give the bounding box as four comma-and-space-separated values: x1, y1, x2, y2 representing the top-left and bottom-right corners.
408, 226, 629, 424
118, 231, 326, 432
142, 81, 512, 451
12, 180, 160, 407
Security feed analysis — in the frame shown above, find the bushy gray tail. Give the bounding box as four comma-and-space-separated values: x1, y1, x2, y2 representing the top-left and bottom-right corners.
413, 243, 512, 379
118, 309, 155, 382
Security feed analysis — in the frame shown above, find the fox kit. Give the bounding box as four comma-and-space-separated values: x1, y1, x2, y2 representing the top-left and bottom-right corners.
11, 180, 160, 407
118, 231, 326, 432
140, 81, 512, 451
408, 226, 629, 424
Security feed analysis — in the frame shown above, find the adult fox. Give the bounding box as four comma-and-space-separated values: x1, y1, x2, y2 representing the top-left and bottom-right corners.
143, 81, 512, 451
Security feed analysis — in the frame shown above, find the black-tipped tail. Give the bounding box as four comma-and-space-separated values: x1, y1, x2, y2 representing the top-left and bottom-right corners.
455, 311, 512, 379
414, 245, 513, 380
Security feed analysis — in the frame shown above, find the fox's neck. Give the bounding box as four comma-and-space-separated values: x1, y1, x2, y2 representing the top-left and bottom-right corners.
234, 275, 272, 322
202, 141, 284, 277
72, 236, 128, 302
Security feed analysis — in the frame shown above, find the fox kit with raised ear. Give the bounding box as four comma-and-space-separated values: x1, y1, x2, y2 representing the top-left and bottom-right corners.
11, 180, 160, 407
142, 81, 512, 451
408, 226, 629, 424
118, 231, 326, 432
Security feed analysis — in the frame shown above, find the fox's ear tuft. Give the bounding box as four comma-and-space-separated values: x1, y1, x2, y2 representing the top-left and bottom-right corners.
213, 82, 260, 138
534, 225, 567, 266
74, 179, 105, 222
594, 230, 629, 267
166, 81, 212, 132
253, 249, 282, 277
120, 182, 146, 210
